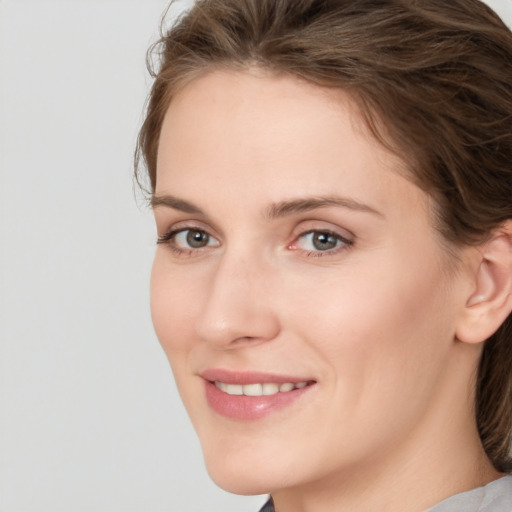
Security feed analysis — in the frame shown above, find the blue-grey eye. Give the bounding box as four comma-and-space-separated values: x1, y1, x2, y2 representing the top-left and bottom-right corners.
296, 231, 346, 252
311, 232, 339, 251
157, 227, 220, 253
176, 229, 211, 248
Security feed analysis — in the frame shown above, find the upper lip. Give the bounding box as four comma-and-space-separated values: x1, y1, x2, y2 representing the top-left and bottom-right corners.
200, 368, 315, 385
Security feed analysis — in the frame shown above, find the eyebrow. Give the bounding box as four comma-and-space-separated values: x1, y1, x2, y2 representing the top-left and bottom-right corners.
151, 195, 204, 214
265, 196, 384, 219
151, 194, 383, 218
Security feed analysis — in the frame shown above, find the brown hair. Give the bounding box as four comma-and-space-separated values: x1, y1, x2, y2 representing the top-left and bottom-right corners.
136, 0, 512, 471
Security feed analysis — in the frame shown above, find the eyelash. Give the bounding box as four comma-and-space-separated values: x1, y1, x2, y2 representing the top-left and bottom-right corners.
157, 227, 216, 256
291, 229, 354, 258
157, 227, 354, 258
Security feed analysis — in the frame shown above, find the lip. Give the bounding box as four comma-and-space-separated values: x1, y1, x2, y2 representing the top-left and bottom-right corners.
201, 369, 316, 420
201, 368, 314, 385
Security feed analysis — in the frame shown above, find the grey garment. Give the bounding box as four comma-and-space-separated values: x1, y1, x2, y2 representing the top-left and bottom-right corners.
258, 475, 512, 512
427, 475, 512, 512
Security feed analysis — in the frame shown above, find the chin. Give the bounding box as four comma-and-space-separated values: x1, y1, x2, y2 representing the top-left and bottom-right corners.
205, 461, 273, 496
202, 444, 303, 496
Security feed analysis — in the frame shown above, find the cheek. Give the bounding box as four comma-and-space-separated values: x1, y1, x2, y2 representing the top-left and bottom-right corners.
288, 251, 455, 402
150, 255, 206, 417
267, 259, 456, 475
150, 253, 199, 355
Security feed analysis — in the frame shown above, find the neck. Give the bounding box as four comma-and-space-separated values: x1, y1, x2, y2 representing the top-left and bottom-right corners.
272, 431, 500, 512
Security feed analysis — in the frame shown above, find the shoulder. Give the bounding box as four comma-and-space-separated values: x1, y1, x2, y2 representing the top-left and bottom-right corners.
257, 476, 512, 512
427, 475, 512, 512
259, 477, 512, 512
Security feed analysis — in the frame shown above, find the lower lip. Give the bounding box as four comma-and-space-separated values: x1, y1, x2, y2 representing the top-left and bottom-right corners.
204, 380, 314, 420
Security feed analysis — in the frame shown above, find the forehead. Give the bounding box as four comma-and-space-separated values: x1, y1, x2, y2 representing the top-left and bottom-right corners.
156, 69, 431, 225
159, 71, 400, 177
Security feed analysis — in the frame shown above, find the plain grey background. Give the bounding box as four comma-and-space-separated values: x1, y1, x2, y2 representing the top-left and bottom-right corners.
0, 1, 510, 511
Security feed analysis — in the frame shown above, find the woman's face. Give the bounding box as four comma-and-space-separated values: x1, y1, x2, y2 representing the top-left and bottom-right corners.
151, 70, 473, 494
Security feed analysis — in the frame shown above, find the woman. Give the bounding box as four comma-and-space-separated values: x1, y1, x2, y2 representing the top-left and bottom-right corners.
136, 0, 512, 510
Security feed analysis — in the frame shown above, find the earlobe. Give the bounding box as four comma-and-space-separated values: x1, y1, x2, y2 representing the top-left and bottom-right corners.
456, 224, 512, 345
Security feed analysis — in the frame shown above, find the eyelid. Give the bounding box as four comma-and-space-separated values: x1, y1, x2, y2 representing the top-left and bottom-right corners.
290, 230, 352, 248
290, 220, 354, 242
156, 222, 221, 256
288, 222, 355, 256
156, 219, 219, 241
157, 227, 219, 244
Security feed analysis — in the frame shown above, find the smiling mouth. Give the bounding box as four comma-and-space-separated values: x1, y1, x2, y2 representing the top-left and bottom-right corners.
204, 373, 317, 419
213, 380, 313, 396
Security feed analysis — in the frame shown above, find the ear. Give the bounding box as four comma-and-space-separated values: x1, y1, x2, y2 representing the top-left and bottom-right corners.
456, 222, 512, 345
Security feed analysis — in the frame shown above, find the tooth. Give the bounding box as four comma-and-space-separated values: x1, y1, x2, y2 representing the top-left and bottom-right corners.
225, 384, 243, 395
243, 383, 263, 396
215, 381, 227, 392
215, 381, 309, 395
262, 383, 279, 395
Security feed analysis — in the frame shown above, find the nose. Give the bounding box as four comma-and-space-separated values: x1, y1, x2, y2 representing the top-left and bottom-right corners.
194, 252, 281, 348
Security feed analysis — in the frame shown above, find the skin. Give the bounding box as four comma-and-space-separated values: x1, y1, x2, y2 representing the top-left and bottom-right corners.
150, 69, 500, 512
